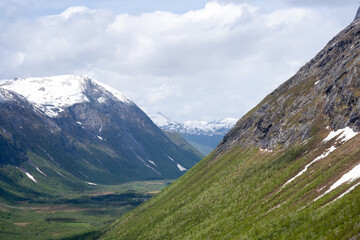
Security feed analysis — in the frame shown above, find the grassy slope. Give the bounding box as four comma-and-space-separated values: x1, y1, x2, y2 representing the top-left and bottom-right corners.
102, 130, 360, 239
0, 180, 171, 240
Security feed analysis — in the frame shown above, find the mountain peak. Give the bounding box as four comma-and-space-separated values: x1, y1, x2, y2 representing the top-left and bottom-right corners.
0, 75, 131, 118
151, 112, 177, 127
151, 113, 237, 136
355, 6, 360, 21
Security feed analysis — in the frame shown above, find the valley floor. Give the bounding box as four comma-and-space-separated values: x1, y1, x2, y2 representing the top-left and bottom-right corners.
0, 180, 172, 240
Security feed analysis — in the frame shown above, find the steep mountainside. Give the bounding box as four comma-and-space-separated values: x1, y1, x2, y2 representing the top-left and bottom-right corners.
0, 75, 202, 202
151, 112, 237, 155
102, 9, 360, 240
161, 131, 204, 160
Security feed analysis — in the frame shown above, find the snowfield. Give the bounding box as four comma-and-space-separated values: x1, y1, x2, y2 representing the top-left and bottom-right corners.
0, 75, 131, 118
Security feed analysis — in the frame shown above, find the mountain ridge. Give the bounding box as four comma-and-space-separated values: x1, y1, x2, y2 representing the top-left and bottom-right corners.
0, 75, 202, 201
151, 112, 237, 155
102, 8, 360, 240
219, 15, 360, 153
151, 112, 237, 136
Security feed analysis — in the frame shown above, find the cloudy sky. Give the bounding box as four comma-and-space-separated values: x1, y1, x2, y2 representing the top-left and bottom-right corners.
0, 0, 358, 122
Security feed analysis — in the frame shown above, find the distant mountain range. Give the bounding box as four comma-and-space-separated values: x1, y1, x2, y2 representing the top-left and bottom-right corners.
151, 112, 237, 155
0, 75, 202, 202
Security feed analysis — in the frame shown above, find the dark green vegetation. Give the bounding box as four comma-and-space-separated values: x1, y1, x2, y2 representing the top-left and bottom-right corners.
102, 11, 360, 239
0, 180, 170, 240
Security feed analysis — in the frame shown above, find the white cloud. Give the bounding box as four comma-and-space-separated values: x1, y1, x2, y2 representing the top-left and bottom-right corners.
148, 84, 182, 103
0, 1, 354, 121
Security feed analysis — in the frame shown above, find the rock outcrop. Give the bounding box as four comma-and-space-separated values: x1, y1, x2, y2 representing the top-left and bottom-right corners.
220, 12, 360, 151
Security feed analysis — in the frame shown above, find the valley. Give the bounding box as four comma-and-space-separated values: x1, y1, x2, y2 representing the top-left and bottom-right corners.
1, 2, 360, 240
0, 180, 171, 239
151, 112, 237, 155
0, 76, 200, 239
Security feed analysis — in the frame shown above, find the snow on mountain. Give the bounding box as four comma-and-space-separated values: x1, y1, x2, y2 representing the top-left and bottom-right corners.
0, 75, 131, 118
151, 112, 177, 127
0, 88, 16, 102
151, 112, 237, 136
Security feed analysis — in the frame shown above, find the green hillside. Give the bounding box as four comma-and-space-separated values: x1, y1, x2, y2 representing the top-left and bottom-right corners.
102, 133, 360, 239
101, 12, 360, 240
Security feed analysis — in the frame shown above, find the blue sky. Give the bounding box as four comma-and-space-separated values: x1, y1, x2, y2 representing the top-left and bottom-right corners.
0, 0, 358, 122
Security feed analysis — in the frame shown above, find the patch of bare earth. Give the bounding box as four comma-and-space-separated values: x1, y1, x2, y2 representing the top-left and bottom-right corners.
146, 191, 160, 195
13, 222, 29, 227
90, 192, 115, 196
34, 205, 94, 213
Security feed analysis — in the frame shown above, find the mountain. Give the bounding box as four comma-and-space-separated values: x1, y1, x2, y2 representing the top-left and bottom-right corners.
0, 75, 202, 202
152, 112, 237, 136
102, 8, 360, 240
151, 112, 237, 155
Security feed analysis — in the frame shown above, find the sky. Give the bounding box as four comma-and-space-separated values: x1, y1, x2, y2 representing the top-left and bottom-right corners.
0, 0, 358, 122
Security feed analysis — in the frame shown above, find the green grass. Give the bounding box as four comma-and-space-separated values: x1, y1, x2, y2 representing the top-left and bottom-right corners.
0, 180, 171, 240
102, 133, 360, 240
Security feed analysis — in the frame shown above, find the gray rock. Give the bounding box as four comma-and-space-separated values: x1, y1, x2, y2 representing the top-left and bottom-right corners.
218, 12, 360, 153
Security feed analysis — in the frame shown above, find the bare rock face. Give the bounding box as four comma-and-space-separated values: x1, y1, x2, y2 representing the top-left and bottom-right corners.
219, 13, 360, 152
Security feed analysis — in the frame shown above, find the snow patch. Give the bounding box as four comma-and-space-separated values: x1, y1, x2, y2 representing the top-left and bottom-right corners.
97, 97, 106, 103
167, 155, 175, 162
148, 160, 157, 166
316, 163, 360, 202
177, 163, 187, 172
322, 127, 358, 144
36, 167, 47, 177
151, 112, 176, 126
144, 163, 161, 175
79, 171, 89, 179
268, 203, 283, 213
85, 181, 97, 186
332, 181, 360, 202
284, 146, 337, 186
317, 185, 327, 192
56, 171, 66, 178
25, 172, 37, 183
90, 77, 131, 104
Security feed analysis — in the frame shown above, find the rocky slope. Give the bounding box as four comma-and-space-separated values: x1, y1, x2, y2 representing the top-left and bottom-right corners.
0, 75, 202, 201
151, 112, 237, 155
102, 8, 360, 240
220, 13, 360, 152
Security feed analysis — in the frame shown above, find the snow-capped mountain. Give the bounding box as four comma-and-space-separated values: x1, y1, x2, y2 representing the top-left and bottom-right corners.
0, 75, 202, 194
151, 112, 237, 136
151, 112, 237, 155
0, 75, 131, 118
